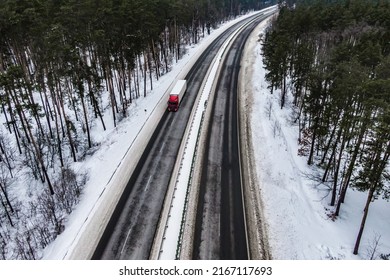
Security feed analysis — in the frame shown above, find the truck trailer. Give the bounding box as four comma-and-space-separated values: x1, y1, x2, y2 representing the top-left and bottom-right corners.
167, 80, 186, 112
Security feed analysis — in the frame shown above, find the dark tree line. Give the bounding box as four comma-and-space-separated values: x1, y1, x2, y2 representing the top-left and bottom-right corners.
0, 0, 274, 259
262, 0, 390, 257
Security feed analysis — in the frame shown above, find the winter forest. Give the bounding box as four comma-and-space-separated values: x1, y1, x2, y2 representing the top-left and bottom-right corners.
262, 0, 390, 257
0, 0, 273, 260
1, 0, 389, 260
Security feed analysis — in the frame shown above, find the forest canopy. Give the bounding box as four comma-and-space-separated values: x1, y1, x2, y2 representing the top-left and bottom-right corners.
262, 0, 390, 256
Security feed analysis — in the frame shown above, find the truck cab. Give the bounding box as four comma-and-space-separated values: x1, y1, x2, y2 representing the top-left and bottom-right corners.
168, 94, 180, 112
167, 80, 186, 112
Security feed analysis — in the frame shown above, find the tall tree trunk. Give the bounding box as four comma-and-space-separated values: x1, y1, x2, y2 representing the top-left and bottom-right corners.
133, 66, 140, 99
54, 107, 64, 168
307, 118, 318, 165
335, 117, 368, 216
330, 132, 346, 206
106, 65, 117, 127
58, 87, 77, 162
161, 35, 169, 74
88, 84, 106, 131
353, 186, 374, 255
0, 140, 13, 177
147, 48, 153, 91
320, 120, 338, 165
127, 67, 133, 104
150, 39, 160, 80
38, 89, 53, 139
0, 194, 14, 227
64, 78, 79, 122
9, 88, 31, 144
4, 95, 22, 154
77, 79, 92, 149
0, 182, 14, 213
1, 103, 12, 134
322, 126, 342, 182
143, 52, 147, 97
280, 72, 287, 109
53, 78, 66, 136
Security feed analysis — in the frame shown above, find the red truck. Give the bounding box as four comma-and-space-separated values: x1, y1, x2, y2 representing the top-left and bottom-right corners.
167, 80, 186, 112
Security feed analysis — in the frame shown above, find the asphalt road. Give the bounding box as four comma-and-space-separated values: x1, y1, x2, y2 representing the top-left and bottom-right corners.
192, 15, 270, 260
91, 14, 264, 260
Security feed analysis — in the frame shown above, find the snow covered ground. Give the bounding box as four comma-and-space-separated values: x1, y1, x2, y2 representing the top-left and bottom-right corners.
40, 6, 389, 261
244, 19, 390, 260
